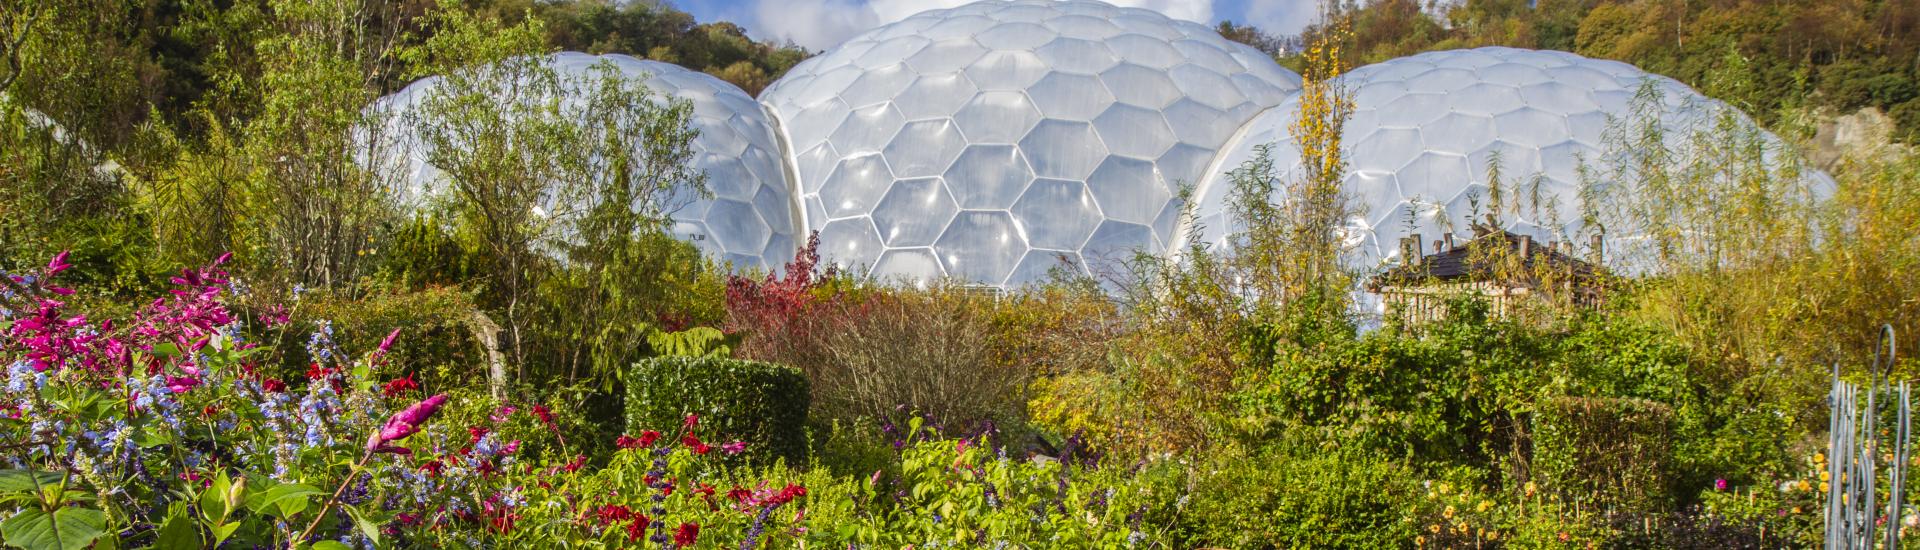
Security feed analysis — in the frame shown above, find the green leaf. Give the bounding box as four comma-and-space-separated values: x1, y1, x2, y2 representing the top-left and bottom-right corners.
252, 484, 324, 519
207, 522, 241, 547
343, 504, 385, 547
198, 473, 231, 522
1, 507, 107, 550
308, 542, 352, 550
150, 343, 181, 358
155, 503, 201, 549
0, 471, 64, 495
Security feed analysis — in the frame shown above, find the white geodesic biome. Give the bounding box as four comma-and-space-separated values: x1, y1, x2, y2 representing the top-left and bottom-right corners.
375, 2, 1829, 289
372, 52, 801, 272
1180, 47, 1836, 274
759, 0, 1302, 286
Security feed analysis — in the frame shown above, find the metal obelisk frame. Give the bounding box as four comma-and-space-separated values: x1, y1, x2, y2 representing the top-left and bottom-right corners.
1827, 325, 1911, 549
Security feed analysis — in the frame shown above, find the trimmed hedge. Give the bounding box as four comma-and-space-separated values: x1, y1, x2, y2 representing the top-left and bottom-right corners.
625, 356, 810, 463
1532, 396, 1675, 514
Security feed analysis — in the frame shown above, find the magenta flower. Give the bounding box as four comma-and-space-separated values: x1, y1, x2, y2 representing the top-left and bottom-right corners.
366, 393, 449, 453
46, 251, 71, 276
721, 441, 747, 455
1714, 478, 1728, 491
375, 328, 401, 358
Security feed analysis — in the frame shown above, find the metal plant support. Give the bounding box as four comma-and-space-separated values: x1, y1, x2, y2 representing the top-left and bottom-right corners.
1828, 325, 1911, 549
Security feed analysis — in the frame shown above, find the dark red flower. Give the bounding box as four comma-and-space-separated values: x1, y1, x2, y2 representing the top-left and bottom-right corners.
381, 375, 420, 398
532, 405, 555, 426
639, 430, 661, 447
260, 378, 286, 393
682, 433, 711, 455
616, 435, 644, 449
626, 516, 650, 542
674, 523, 700, 547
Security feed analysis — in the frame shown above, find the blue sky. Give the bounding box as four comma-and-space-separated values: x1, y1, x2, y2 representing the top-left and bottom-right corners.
670, 0, 1318, 51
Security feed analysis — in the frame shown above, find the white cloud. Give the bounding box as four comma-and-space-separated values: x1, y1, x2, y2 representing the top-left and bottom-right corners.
750, 0, 1214, 51
1244, 0, 1319, 36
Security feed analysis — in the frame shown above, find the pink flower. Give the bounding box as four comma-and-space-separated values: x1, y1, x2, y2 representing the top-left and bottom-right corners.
721, 441, 747, 455
366, 393, 449, 452
46, 251, 72, 276
375, 328, 401, 358
683, 414, 699, 429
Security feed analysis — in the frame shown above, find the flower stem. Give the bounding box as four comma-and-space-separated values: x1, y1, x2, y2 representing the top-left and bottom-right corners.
291, 451, 373, 548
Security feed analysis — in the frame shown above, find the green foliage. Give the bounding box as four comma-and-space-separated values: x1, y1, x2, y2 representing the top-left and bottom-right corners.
1180, 444, 1419, 548
808, 436, 1187, 547
626, 356, 810, 463
1531, 396, 1675, 513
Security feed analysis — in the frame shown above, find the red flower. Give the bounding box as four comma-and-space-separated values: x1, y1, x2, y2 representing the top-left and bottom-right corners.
260, 378, 286, 393
683, 414, 699, 429
563, 454, 587, 473
616, 435, 644, 449
381, 375, 419, 398
594, 504, 633, 525
639, 430, 661, 447
626, 516, 650, 542
674, 523, 700, 547
682, 433, 711, 455
533, 405, 555, 426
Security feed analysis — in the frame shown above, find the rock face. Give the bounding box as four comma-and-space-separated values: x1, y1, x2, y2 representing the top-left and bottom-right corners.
1811, 107, 1913, 170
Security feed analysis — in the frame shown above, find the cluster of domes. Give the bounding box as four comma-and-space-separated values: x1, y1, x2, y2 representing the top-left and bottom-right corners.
377, 0, 1828, 288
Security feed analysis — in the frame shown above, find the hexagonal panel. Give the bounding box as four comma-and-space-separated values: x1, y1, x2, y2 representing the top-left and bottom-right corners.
1093, 104, 1176, 159
873, 177, 959, 247
953, 91, 1042, 143
1026, 72, 1114, 120
1019, 119, 1108, 180
883, 119, 968, 178
820, 153, 893, 218
1012, 178, 1102, 249
943, 145, 1035, 209
935, 210, 1028, 285
1087, 156, 1168, 225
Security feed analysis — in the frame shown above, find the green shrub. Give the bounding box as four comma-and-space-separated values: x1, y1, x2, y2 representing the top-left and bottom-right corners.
1180, 444, 1419, 548
626, 355, 810, 463
1532, 396, 1675, 514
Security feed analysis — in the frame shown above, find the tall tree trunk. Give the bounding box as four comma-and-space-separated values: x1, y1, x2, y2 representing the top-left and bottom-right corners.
469, 309, 508, 401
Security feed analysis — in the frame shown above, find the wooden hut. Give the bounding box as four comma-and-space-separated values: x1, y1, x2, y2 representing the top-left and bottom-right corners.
1367, 223, 1608, 325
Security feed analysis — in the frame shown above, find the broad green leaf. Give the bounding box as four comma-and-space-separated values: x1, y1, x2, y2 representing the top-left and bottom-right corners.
308, 541, 352, 550
253, 484, 324, 518
1, 507, 107, 550
208, 522, 241, 547
155, 503, 200, 549
0, 471, 64, 495
343, 504, 385, 547
149, 343, 181, 358
198, 473, 231, 522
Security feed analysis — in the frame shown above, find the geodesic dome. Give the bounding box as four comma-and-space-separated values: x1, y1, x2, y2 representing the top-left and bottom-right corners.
373, 53, 800, 272
1181, 47, 1835, 272
760, 0, 1302, 287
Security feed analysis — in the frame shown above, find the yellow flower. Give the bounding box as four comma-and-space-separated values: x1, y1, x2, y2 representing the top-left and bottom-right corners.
1416, 536, 1426, 547
1427, 491, 1437, 500
1821, 481, 1830, 493
1488, 531, 1500, 541
1439, 483, 1452, 495
1429, 524, 1442, 534
1821, 471, 1831, 482
1443, 505, 1455, 519
1798, 480, 1811, 492
1477, 500, 1493, 513
1816, 452, 1826, 463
